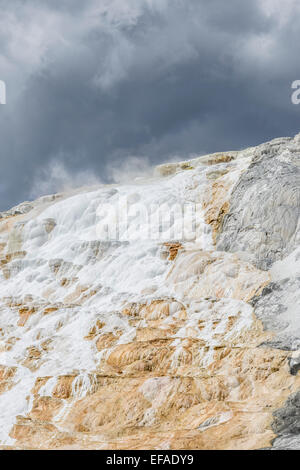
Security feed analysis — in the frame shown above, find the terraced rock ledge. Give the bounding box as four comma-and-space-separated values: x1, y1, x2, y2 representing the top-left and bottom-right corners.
0, 133, 299, 449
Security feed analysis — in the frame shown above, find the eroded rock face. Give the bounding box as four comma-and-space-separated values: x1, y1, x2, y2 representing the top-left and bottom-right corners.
217, 136, 300, 270
0, 133, 299, 449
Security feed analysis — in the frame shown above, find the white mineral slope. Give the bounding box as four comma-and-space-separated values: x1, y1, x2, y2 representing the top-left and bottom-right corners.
0, 133, 299, 449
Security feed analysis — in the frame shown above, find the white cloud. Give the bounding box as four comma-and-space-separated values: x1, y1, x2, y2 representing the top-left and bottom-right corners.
106, 155, 153, 183
30, 157, 102, 199
260, 0, 300, 25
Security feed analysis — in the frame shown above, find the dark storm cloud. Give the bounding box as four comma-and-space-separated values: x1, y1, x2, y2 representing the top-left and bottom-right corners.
0, 0, 300, 210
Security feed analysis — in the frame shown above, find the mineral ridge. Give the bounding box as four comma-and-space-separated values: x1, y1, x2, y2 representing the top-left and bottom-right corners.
0, 133, 299, 449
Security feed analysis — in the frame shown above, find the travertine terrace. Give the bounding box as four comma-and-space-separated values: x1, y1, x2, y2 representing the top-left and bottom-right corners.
0, 133, 299, 449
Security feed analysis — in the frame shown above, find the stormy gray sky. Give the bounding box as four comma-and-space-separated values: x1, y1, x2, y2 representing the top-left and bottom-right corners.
0, 0, 300, 210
